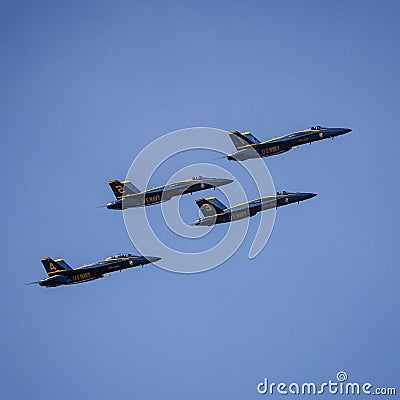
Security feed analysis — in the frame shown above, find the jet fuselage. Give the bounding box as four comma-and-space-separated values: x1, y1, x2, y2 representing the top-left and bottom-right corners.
107, 177, 233, 210
37, 255, 160, 287
227, 127, 351, 161
194, 192, 316, 226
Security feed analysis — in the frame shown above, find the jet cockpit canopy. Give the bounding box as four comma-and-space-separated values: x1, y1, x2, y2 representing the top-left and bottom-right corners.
311, 126, 328, 130
106, 253, 137, 260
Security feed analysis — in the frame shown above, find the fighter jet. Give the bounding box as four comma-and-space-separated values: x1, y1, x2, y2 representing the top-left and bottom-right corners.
225, 126, 352, 161
106, 176, 233, 210
194, 191, 316, 226
26, 253, 161, 287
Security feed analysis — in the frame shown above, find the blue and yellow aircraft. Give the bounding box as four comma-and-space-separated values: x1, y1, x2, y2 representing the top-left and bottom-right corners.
194, 191, 316, 226
106, 176, 233, 210
26, 254, 161, 287
225, 126, 352, 161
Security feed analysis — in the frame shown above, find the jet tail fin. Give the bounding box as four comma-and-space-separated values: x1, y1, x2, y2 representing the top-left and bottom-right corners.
229, 131, 260, 150
41, 258, 72, 276
108, 180, 141, 199
195, 197, 227, 217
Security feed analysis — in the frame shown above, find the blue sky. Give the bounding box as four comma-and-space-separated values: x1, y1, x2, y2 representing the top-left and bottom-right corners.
1, 1, 399, 399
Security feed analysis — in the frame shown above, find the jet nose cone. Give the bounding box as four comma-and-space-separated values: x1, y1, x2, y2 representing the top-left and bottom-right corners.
303, 192, 317, 200
145, 256, 161, 263
215, 178, 234, 186
342, 128, 352, 134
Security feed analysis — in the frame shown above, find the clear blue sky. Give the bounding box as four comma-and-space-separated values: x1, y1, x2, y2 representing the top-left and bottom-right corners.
1, 1, 399, 399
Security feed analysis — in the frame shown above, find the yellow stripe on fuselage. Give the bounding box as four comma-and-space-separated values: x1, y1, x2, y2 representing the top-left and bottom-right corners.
236, 129, 316, 148
228, 195, 278, 210
119, 179, 197, 199
202, 195, 282, 219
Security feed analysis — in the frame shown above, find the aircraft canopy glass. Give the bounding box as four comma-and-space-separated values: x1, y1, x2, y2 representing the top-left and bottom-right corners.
106, 253, 137, 260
